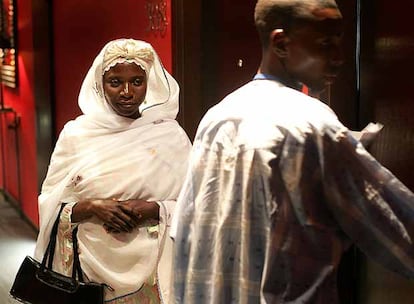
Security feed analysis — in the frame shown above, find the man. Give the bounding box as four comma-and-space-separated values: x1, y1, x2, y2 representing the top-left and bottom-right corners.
171, 0, 414, 303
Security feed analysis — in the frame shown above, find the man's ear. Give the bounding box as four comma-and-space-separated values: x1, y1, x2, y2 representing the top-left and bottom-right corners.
270, 29, 289, 58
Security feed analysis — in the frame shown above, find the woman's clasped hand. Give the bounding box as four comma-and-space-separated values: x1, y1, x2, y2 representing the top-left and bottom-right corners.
96, 198, 159, 233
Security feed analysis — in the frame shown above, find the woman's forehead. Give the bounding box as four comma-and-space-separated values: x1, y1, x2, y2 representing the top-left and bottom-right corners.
104, 62, 146, 75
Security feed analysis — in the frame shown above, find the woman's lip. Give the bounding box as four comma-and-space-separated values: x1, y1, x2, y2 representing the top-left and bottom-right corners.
118, 101, 138, 105
118, 103, 138, 109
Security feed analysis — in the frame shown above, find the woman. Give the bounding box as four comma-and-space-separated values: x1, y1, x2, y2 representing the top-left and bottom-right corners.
34, 39, 192, 303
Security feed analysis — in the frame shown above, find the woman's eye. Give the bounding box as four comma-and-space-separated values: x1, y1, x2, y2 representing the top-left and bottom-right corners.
133, 78, 143, 86
110, 79, 120, 86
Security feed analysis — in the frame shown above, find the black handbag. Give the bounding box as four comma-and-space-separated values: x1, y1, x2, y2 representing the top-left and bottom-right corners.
9, 205, 105, 304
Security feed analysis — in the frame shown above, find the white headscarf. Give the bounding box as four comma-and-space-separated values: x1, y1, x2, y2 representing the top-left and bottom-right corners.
34, 39, 191, 301
75, 38, 180, 132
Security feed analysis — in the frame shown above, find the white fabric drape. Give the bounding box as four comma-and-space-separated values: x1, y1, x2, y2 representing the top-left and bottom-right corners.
34, 39, 191, 301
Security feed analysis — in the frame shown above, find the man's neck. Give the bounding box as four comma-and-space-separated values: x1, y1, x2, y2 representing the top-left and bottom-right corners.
258, 51, 303, 90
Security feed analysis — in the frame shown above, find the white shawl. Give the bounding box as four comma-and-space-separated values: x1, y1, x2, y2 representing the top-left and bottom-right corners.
34, 39, 191, 301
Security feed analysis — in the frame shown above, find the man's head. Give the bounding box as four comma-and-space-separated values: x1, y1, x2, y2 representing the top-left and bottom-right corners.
254, 0, 344, 93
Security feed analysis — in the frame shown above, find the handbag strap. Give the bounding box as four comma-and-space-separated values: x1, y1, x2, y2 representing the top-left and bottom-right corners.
41, 204, 65, 269
39, 203, 85, 282
71, 226, 85, 282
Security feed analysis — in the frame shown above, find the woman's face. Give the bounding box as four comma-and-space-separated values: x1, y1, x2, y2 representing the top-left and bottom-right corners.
103, 62, 148, 119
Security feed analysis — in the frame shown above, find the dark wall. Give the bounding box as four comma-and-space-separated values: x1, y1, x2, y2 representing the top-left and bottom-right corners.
357, 1, 414, 303
328, 2, 359, 303
172, 0, 202, 139
176, 0, 358, 140
173, 0, 259, 140
33, 0, 54, 194
359, 1, 414, 190
201, 0, 260, 110
328, 0, 358, 129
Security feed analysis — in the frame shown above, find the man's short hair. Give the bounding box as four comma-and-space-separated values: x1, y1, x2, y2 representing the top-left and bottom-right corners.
254, 0, 339, 47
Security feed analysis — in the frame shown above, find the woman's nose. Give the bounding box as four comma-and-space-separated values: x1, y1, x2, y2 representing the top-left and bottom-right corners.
124, 83, 129, 94
121, 83, 131, 96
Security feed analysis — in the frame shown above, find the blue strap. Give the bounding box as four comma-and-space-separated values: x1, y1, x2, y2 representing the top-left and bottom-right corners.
253, 73, 280, 81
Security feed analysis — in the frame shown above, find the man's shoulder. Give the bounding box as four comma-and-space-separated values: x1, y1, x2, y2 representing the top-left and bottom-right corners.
194, 81, 342, 147
205, 82, 336, 124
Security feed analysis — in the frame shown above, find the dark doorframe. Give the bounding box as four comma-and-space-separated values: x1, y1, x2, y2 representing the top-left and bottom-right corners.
172, 0, 203, 140
32, 0, 55, 191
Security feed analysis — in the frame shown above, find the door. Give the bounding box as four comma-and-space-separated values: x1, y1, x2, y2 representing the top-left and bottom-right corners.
357, 1, 414, 302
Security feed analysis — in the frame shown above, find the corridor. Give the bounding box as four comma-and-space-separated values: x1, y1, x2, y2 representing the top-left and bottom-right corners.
0, 194, 37, 303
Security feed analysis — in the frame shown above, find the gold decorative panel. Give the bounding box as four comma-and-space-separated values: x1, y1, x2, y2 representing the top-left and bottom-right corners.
145, 0, 168, 37
0, 0, 17, 88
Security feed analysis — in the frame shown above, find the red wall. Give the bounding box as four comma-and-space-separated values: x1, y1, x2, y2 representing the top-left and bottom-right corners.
53, 0, 172, 132
2, 0, 38, 225
1, 1, 173, 227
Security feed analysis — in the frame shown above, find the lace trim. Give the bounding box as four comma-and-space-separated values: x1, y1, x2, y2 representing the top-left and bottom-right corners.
103, 58, 148, 75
